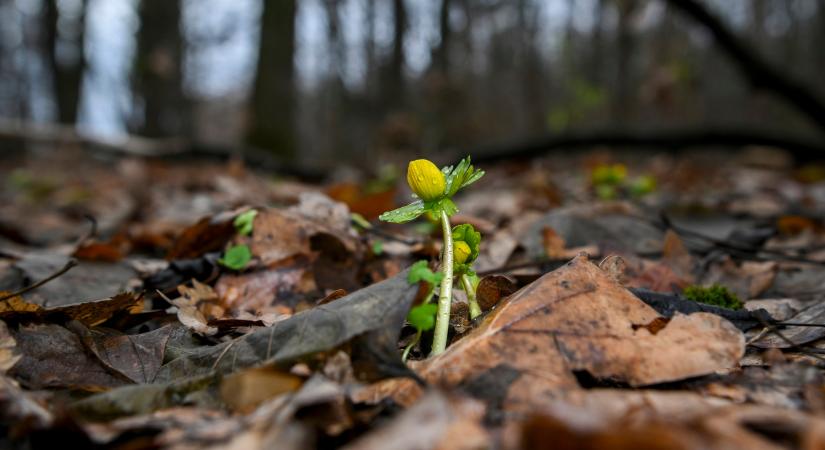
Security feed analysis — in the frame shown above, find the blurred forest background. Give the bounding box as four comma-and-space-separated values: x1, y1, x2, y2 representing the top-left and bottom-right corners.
1, 0, 824, 170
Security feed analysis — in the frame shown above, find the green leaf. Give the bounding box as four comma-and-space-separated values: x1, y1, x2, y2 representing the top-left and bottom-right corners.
408, 260, 443, 286
378, 201, 425, 223
371, 240, 383, 255
444, 157, 485, 197
219, 244, 252, 270
407, 303, 438, 331
233, 209, 258, 236
426, 197, 458, 219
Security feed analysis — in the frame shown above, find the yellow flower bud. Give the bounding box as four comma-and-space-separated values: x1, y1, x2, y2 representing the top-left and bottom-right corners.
454, 240, 471, 265
407, 159, 446, 201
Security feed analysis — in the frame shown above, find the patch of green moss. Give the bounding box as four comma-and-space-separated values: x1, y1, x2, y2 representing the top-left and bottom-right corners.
682, 284, 743, 310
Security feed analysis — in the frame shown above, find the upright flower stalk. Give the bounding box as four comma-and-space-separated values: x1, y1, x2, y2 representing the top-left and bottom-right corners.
431, 210, 454, 355
380, 157, 484, 357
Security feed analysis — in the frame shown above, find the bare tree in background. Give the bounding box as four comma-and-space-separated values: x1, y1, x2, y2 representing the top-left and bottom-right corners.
132, 0, 188, 137
44, 0, 85, 125
383, 0, 407, 109
247, 0, 296, 156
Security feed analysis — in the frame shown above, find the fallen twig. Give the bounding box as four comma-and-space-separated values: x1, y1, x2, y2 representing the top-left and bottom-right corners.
0, 259, 78, 301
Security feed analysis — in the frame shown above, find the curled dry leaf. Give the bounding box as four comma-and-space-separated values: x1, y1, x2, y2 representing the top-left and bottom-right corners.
164, 281, 219, 335
0, 292, 143, 327
394, 255, 744, 412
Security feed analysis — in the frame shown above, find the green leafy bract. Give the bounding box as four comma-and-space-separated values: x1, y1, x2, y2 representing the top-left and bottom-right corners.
445, 157, 485, 197
378, 200, 425, 224
233, 209, 258, 236
379, 156, 484, 224
219, 244, 252, 270
407, 303, 438, 332
408, 260, 443, 286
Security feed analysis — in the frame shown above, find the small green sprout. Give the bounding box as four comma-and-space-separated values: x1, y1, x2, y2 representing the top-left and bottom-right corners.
219, 244, 252, 270
371, 240, 384, 255
590, 163, 656, 200
683, 284, 743, 310
233, 209, 258, 236
629, 175, 657, 198
407, 303, 438, 332
408, 260, 444, 287
381, 157, 484, 356
591, 163, 627, 186
402, 261, 444, 361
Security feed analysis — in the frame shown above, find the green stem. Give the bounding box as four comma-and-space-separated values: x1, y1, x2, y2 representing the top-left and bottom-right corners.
430, 209, 453, 356
462, 273, 481, 319
402, 329, 422, 362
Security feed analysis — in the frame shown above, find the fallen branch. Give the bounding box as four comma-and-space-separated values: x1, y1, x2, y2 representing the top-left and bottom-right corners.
470, 127, 825, 165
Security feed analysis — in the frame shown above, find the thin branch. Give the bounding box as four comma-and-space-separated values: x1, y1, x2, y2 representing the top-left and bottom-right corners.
0, 259, 78, 301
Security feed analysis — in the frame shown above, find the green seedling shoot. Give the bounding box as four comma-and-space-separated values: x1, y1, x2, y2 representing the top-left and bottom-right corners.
233, 209, 258, 236
380, 157, 484, 356
402, 261, 443, 361
219, 244, 251, 270
219, 209, 258, 270
590, 163, 657, 200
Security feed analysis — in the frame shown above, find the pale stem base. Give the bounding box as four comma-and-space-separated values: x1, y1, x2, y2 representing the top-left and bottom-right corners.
430, 209, 453, 356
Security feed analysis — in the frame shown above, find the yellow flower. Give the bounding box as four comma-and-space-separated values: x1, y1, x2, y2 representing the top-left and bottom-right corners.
407, 159, 445, 201
454, 240, 471, 265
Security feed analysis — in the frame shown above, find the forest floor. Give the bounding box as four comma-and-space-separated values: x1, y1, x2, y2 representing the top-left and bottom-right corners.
2, 146, 825, 449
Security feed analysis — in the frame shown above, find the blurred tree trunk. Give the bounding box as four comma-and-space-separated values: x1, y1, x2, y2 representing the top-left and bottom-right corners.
518, 0, 544, 132
432, 0, 452, 75
614, 0, 637, 123
588, 0, 605, 86
247, 0, 296, 156
383, 0, 407, 108
132, 0, 188, 137
44, 0, 86, 125
817, 3, 825, 80
365, 0, 376, 87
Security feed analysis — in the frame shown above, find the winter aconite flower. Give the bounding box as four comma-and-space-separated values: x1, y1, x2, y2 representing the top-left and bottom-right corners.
454, 240, 471, 265
407, 159, 446, 201
380, 156, 485, 356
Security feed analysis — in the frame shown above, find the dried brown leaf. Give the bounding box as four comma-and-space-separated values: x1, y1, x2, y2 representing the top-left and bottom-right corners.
403, 255, 744, 412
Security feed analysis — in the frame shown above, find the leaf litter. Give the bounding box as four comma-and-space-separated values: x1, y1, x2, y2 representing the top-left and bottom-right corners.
4, 148, 825, 448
